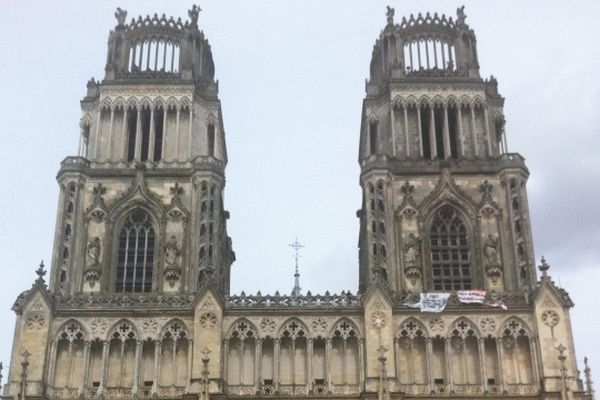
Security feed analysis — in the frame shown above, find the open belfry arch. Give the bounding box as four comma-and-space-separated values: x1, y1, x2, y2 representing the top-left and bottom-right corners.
2, 5, 594, 400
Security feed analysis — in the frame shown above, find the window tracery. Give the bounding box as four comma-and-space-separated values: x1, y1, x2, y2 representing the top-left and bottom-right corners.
115, 209, 156, 293
430, 205, 471, 290
59, 321, 86, 342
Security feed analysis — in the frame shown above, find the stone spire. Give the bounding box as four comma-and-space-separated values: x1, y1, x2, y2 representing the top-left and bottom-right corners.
289, 238, 304, 297
585, 357, 596, 400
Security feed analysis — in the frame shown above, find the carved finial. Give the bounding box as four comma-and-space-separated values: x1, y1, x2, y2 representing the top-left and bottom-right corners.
289, 238, 304, 297
189, 5, 201, 28
538, 256, 550, 277
480, 180, 493, 195
584, 357, 595, 399
0, 361, 4, 391
386, 6, 395, 25
93, 183, 107, 198
170, 183, 184, 198
377, 345, 388, 359
115, 7, 127, 27
557, 344, 569, 400
400, 181, 414, 195
35, 261, 47, 286
456, 5, 466, 26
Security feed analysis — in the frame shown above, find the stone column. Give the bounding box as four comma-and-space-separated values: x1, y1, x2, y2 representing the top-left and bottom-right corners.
186, 340, 193, 390
444, 338, 453, 393
529, 337, 541, 388
133, 341, 143, 394
274, 339, 280, 392
426, 338, 433, 393
134, 107, 142, 160
161, 107, 168, 160
393, 338, 400, 383
442, 104, 451, 158
325, 339, 332, 393
429, 106, 437, 158
187, 107, 194, 159
496, 338, 507, 393
416, 106, 424, 157
175, 107, 181, 159
390, 106, 397, 157
483, 106, 492, 156
478, 338, 487, 392
223, 339, 229, 386
403, 104, 410, 157
469, 104, 478, 156
108, 107, 115, 160
122, 108, 129, 160
79, 341, 91, 396
153, 340, 161, 395
307, 339, 313, 392
255, 339, 263, 391
457, 105, 464, 156
94, 110, 102, 159
148, 107, 156, 161
358, 339, 365, 392
47, 341, 58, 389
99, 341, 109, 395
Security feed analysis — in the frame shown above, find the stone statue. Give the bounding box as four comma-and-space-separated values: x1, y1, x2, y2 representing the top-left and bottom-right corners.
386, 6, 395, 24
87, 237, 101, 266
115, 8, 127, 27
457, 6, 466, 26
484, 234, 500, 265
164, 236, 181, 266
189, 5, 201, 27
403, 233, 421, 267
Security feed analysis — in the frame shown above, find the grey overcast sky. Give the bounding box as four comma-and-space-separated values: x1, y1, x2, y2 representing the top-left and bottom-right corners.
0, 0, 598, 381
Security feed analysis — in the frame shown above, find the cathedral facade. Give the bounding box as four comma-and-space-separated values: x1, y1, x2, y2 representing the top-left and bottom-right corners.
2, 6, 594, 400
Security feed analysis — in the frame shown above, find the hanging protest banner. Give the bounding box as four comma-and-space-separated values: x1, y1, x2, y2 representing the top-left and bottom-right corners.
485, 299, 508, 310
457, 289, 486, 304
420, 293, 450, 312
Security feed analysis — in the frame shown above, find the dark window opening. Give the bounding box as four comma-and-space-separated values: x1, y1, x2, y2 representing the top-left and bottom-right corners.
369, 122, 378, 155
420, 106, 431, 159
153, 108, 164, 161
430, 205, 471, 291
448, 107, 459, 158
140, 108, 151, 161
116, 209, 155, 293
207, 123, 215, 157
487, 378, 496, 385
434, 107, 445, 158
126, 108, 138, 162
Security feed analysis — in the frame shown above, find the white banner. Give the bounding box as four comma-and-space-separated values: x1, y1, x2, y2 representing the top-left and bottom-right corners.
420, 293, 450, 312
485, 299, 508, 310
457, 289, 486, 304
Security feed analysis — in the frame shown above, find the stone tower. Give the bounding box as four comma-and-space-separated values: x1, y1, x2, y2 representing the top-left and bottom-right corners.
54, 5, 234, 297
358, 6, 531, 295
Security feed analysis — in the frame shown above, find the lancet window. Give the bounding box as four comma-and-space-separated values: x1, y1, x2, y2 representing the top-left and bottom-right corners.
52, 322, 87, 391
396, 319, 428, 387
198, 183, 219, 287
501, 319, 535, 386
403, 38, 456, 72
57, 183, 77, 294
280, 320, 308, 389
227, 321, 258, 387
330, 320, 360, 389
448, 320, 481, 385
430, 205, 471, 290
158, 321, 191, 389
128, 39, 180, 73
107, 322, 137, 390
115, 209, 156, 293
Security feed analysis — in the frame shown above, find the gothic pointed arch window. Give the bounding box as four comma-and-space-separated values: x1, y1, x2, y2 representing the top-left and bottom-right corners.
115, 209, 156, 293
430, 204, 471, 290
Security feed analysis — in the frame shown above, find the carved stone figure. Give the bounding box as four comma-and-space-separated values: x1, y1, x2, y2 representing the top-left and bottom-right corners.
484, 234, 500, 265
164, 236, 181, 266
115, 7, 127, 26
87, 237, 101, 266
403, 233, 421, 267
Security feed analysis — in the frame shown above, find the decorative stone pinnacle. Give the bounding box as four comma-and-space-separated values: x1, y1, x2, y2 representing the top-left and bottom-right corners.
35, 261, 47, 286
115, 7, 127, 27
189, 5, 201, 28
584, 357, 595, 398
480, 180, 493, 195
386, 6, 395, 25
538, 256, 550, 277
